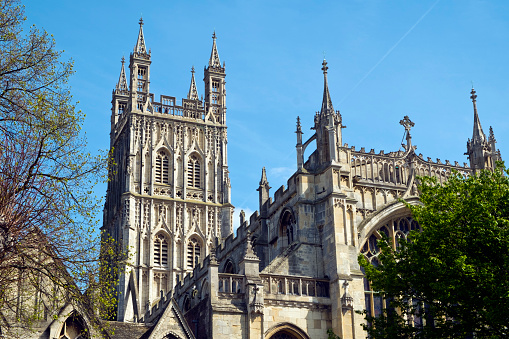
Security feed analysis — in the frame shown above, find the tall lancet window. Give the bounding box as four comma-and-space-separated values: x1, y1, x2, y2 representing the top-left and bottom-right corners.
187, 154, 201, 188
154, 233, 169, 266
187, 237, 201, 269
155, 150, 170, 184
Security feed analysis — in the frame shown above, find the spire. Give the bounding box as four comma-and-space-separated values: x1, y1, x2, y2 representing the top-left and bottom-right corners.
259, 167, 268, 186
134, 17, 148, 55
187, 66, 199, 100
115, 57, 128, 94
209, 31, 221, 68
321, 59, 334, 114
470, 87, 486, 144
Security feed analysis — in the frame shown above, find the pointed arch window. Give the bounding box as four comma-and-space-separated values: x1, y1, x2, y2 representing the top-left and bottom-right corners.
155, 150, 170, 184
154, 234, 169, 266
361, 216, 422, 326
187, 154, 201, 188
187, 237, 201, 269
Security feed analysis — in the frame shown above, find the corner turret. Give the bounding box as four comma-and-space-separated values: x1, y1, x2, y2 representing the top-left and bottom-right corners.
129, 18, 152, 113
312, 59, 344, 165
111, 57, 129, 129
204, 32, 226, 124
465, 88, 501, 171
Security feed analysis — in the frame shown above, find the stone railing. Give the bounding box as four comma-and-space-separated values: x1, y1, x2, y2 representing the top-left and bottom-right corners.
260, 274, 330, 298
351, 150, 410, 186
218, 273, 244, 294
350, 147, 471, 187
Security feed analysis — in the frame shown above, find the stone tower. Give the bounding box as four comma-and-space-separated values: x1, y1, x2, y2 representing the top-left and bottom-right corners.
103, 19, 233, 322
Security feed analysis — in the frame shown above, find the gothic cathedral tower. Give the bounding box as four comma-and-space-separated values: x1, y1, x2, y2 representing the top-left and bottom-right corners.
103, 20, 233, 322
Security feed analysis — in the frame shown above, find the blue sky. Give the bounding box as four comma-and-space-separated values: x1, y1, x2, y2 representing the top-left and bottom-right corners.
25, 0, 509, 228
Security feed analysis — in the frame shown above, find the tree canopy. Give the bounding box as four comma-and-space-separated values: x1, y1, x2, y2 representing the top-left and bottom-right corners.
0, 0, 120, 332
359, 166, 509, 338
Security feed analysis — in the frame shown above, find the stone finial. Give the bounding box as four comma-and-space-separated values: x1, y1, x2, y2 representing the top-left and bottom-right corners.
244, 231, 259, 261
209, 244, 218, 265
296, 116, 302, 135
400, 115, 415, 149
240, 210, 246, 225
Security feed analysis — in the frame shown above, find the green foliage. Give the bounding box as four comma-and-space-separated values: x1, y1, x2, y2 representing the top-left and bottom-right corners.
0, 0, 124, 333
327, 328, 342, 339
359, 166, 509, 338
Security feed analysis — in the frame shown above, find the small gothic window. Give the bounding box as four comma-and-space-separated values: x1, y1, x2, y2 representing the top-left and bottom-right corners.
212, 80, 219, 93
187, 237, 201, 269
280, 210, 295, 248
118, 103, 126, 114
155, 150, 170, 184
223, 260, 235, 274
154, 234, 169, 266
137, 80, 144, 92
187, 155, 201, 188
137, 68, 146, 79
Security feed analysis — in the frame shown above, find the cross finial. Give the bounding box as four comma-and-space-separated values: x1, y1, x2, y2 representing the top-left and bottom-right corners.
212, 31, 216, 40
191, 66, 195, 74
321, 59, 328, 74
470, 87, 477, 103
139, 16, 144, 26
399, 115, 415, 132
121, 56, 125, 65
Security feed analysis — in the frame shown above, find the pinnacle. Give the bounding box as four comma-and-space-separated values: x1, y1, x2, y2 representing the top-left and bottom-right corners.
321, 59, 333, 114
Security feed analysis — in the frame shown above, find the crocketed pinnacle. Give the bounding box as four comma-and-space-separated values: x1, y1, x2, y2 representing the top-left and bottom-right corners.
187, 66, 199, 100
209, 31, 221, 68
321, 59, 334, 114
115, 56, 128, 93
470, 88, 486, 144
259, 167, 268, 186
134, 17, 147, 54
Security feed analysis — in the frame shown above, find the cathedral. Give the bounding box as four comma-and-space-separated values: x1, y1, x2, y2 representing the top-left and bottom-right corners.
99, 20, 502, 339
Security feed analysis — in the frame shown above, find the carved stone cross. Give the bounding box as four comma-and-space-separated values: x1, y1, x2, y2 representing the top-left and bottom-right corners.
399, 115, 415, 132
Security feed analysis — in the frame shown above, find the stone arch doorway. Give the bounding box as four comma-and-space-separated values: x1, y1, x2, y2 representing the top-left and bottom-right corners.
58, 312, 89, 339
265, 322, 309, 339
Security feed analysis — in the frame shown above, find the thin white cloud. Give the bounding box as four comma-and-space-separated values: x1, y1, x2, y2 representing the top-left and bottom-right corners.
269, 166, 295, 180
233, 207, 256, 232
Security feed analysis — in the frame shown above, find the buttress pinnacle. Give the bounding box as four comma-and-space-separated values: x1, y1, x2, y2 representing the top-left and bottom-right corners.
115, 56, 128, 94
187, 66, 199, 100
321, 59, 334, 114
470, 88, 486, 144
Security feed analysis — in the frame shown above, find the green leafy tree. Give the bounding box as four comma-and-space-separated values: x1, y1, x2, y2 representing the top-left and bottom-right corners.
0, 0, 122, 334
359, 166, 509, 338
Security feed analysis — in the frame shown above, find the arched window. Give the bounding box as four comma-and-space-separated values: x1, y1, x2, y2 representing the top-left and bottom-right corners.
187, 154, 201, 188
361, 216, 421, 325
154, 233, 169, 266
187, 237, 201, 269
223, 259, 235, 274
155, 150, 170, 184
280, 210, 296, 248
58, 312, 89, 339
